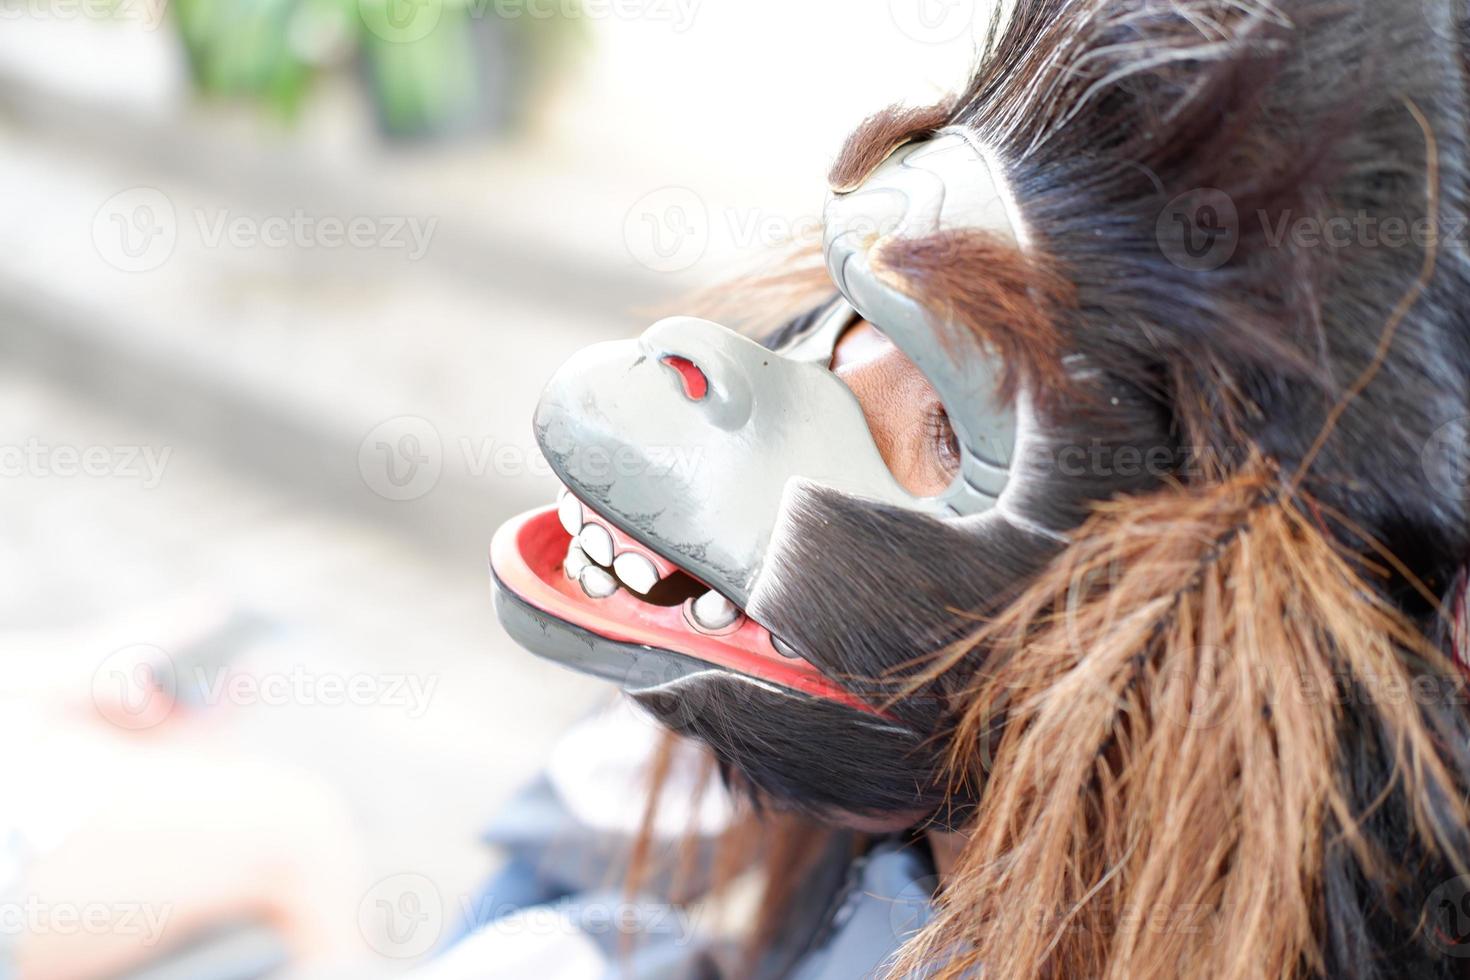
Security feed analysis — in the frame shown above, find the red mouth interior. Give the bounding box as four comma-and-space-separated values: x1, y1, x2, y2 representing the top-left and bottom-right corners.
490, 503, 878, 713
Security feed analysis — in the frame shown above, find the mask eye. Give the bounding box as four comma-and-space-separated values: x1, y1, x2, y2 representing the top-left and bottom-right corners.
926, 404, 962, 476
830, 319, 965, 498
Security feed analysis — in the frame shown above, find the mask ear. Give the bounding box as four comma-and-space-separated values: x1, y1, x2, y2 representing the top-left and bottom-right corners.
825, 128, 1075, 406
859, 228, 1075, 401
827, 102, 955, 194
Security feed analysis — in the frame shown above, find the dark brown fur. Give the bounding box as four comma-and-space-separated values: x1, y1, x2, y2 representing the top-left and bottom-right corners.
872, 230, 1076, 402
828, 101, 956, 193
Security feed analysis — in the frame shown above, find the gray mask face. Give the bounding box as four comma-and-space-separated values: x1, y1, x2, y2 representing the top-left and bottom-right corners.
535, 127, 1039, 611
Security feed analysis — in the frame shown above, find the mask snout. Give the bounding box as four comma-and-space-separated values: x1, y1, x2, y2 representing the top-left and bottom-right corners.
533, 315, 911, 605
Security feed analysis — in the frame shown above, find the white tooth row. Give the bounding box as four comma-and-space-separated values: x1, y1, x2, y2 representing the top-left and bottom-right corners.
560, 488, 655, 593
557, 486, 741, 631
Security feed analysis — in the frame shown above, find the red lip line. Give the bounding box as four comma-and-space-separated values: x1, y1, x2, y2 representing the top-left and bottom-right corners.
490, 505, 883, 715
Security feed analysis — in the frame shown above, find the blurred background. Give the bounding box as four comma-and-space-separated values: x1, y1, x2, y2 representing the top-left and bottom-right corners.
0, 0, 987, 976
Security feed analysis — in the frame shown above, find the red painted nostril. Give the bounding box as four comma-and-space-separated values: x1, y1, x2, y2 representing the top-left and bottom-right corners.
660, 355, 709, 401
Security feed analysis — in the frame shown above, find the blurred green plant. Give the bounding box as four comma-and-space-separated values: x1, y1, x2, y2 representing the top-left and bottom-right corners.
169, 0, 585, 138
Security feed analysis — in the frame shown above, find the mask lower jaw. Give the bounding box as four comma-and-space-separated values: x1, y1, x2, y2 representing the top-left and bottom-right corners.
488, 503, 887, 715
